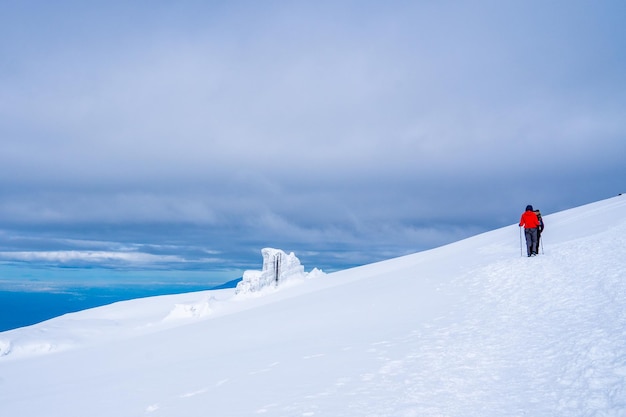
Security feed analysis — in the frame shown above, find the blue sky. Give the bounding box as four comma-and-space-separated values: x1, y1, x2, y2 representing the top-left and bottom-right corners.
1, 1, 625, 277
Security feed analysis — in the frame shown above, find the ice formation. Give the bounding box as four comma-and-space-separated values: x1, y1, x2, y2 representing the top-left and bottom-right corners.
235, 248, 324, 294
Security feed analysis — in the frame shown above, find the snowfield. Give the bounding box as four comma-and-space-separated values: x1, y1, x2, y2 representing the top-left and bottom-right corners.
1, 196, 625, 417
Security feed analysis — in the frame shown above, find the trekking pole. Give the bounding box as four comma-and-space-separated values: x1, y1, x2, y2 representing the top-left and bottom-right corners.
540, 236, 544, 254
519, 226, 523, 257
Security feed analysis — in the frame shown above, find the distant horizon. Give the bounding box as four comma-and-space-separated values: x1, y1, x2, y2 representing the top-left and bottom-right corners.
2, 195, 623, 331
0, 268, 242, 332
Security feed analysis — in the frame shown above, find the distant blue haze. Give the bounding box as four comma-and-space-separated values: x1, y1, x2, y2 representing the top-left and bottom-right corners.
0, 264, 240, 332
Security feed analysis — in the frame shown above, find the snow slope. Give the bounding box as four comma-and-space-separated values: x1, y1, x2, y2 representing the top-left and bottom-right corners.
1, 196, 625, 417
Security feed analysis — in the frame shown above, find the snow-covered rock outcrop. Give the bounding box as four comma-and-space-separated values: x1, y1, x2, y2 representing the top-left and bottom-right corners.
235, 248, 324, 294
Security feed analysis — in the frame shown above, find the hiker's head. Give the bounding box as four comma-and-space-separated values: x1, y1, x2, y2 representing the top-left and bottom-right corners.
526, 205, 533, 211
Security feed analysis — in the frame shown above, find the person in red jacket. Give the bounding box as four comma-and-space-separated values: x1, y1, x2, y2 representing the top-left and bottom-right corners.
519, 204, 541, 256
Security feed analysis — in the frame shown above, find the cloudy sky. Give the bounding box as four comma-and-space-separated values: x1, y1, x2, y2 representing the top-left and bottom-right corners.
0, 1, 624, 275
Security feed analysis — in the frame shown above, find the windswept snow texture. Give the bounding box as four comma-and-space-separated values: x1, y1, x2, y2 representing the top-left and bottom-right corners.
1, 196, 625, 417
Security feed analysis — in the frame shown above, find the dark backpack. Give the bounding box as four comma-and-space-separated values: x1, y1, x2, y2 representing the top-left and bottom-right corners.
534, 210, 544, 232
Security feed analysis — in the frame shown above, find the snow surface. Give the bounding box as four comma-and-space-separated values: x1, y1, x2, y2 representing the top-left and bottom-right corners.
1, 196, 625, 417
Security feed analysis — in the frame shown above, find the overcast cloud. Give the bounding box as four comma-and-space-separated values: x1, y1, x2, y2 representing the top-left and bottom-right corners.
1, 1, 624, 274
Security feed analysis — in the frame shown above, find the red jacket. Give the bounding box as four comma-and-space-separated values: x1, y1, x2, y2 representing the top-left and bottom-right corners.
519, 210, 541, 229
